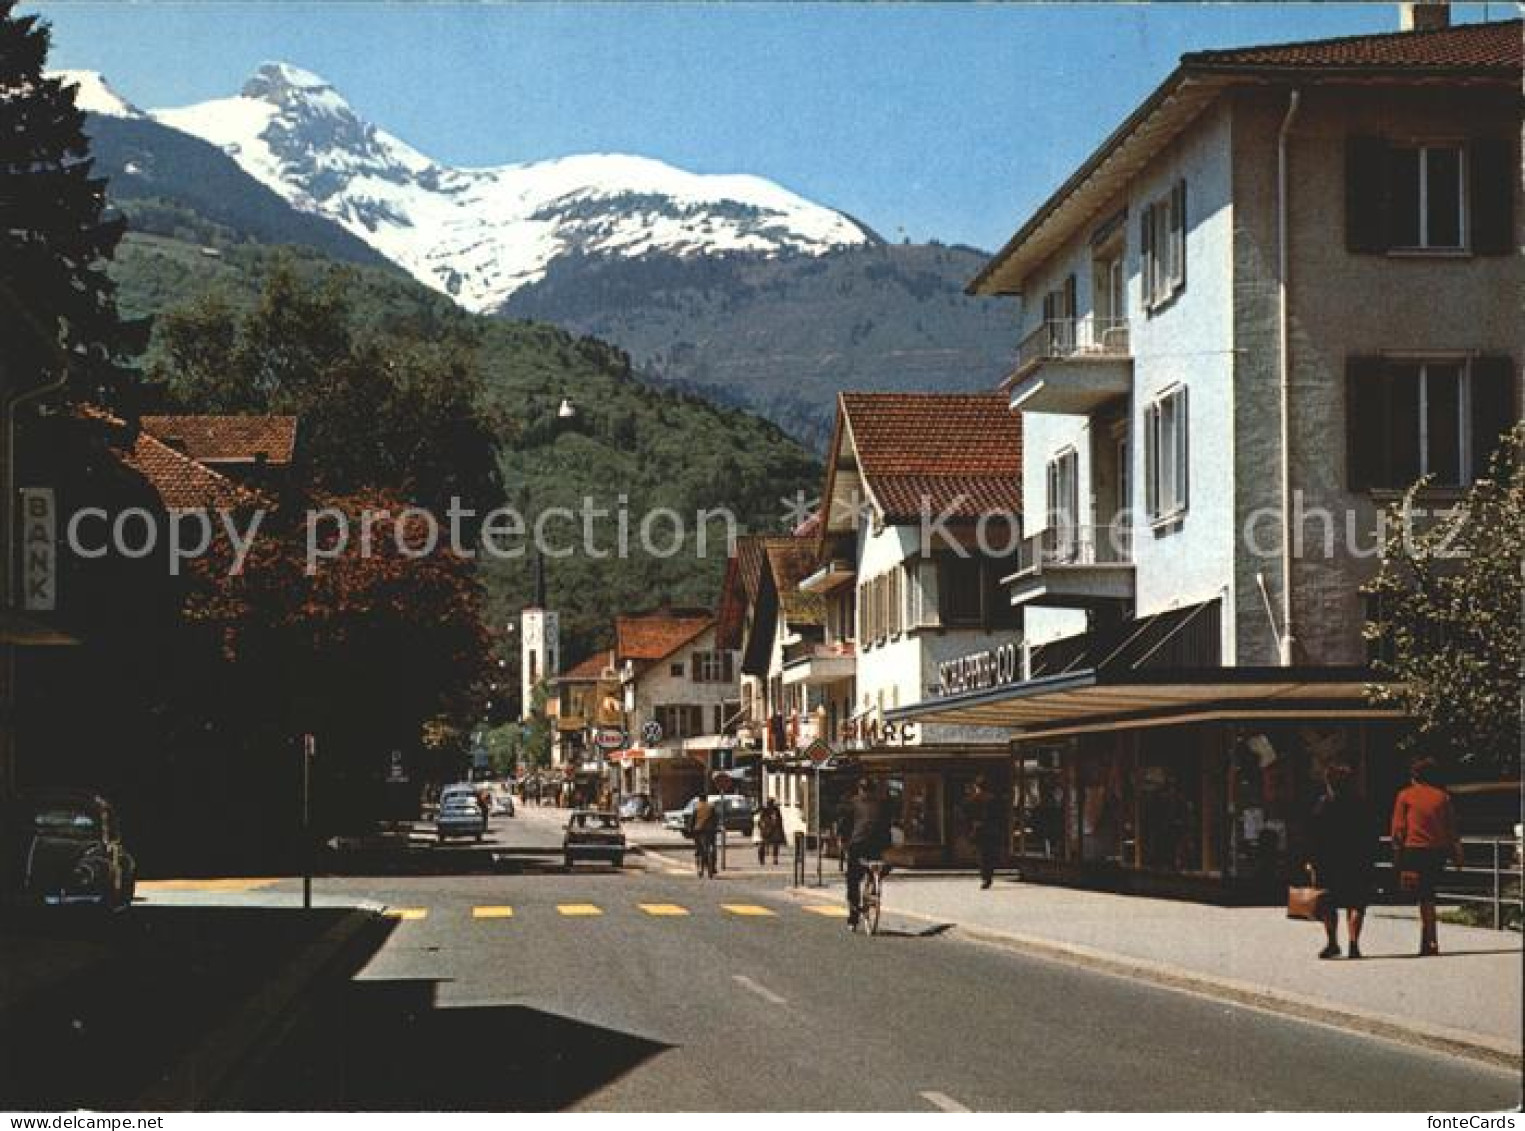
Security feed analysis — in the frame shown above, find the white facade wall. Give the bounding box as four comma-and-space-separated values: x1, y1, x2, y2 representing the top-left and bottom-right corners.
622, 626, 737, 742
1018, 101, 1238, 658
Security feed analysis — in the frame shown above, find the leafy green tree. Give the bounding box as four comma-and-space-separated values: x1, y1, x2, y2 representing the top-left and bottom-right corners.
1364, 422, 1525, 778
152, 258, 504, 518
0, 2, 145, 405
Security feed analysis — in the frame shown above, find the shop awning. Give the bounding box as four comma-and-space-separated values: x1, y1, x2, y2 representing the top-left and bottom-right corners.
886, 666, 1403, 739
0, 610, 78, 646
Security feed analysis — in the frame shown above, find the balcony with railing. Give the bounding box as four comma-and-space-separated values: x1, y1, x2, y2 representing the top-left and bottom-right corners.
1006, 522, 1135, 608
781, 640, 857, 687
1004, 316, 1132, 415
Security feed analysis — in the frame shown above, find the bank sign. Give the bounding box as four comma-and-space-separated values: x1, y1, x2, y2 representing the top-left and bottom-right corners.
21, 488, 56, 612
937, 641, 1022, 697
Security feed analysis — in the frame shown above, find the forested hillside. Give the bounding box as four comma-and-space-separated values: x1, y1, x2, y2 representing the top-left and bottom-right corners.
111, 235, 820, 668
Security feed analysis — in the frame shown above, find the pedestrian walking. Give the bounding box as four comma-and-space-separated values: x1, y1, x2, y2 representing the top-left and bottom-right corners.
690, 794, 720, 878
756, 797, 786, 865
1390, 756, 1464, 957
1307, 763, 1378, 959
967, 776, 1002, 890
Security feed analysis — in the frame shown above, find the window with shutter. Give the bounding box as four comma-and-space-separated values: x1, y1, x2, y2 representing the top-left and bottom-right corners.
1141, 181, 1187, 311
1346, 355, 1515, 489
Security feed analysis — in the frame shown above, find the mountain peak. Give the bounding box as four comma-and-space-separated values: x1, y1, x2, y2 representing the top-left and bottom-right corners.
240, 61, 349, 115
52, 70, 142, 118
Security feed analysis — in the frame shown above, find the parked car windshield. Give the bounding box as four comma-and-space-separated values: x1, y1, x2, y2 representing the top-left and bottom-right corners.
570, 813, 619, 830
31, 806, 99, 838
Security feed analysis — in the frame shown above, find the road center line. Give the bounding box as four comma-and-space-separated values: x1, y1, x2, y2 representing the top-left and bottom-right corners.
731, 974, 787, 1006
919, 1090, 971, 1113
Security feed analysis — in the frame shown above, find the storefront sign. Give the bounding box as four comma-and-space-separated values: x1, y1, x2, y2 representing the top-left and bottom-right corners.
937, 641, 1021, 697
594, 727, 626, 751
21, 488, 55, 612
840, 717, 918, 747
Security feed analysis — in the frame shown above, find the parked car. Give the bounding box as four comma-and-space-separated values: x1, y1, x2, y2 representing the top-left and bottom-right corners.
436, 790, 487, 842
3, 789, 136, 912
618, 793, 656, 822
664, 794, 755, 837
483, 782, 515, 817
563, 810, 626, 868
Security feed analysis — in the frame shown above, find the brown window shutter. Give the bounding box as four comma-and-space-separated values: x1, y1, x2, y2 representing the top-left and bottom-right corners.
1470, 356, 1519, 480
1345, 137, 1389, 254
1173, 180, 1187, 292
1469, 139, 1515, 256
1346, 357, 1388, 489
1140, 207, 1154, 305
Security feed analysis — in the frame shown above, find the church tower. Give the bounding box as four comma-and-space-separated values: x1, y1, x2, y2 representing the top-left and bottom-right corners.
520, 553, 559, 719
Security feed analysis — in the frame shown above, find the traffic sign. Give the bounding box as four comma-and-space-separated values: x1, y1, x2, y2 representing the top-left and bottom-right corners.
594, 727, 626, 751
640, 720, 664, 744
801, 738, 834, 765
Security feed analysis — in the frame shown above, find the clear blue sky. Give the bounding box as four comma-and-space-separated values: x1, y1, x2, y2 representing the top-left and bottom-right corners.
36, 2, 1500, 251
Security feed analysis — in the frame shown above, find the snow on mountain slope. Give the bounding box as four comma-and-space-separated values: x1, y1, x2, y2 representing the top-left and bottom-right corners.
51, 70, 143, 118
151, 62, 876, 312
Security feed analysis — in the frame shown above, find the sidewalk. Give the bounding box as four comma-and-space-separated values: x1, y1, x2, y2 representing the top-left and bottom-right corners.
787, 875, 1523, 1066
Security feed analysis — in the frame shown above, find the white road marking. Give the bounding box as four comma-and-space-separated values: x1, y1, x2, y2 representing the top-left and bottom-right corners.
920, 1090, 972, 1112
731, 974, 787, 1005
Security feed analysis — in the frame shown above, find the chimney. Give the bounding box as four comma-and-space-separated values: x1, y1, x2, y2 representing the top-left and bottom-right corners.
1399, 2, 1450, 32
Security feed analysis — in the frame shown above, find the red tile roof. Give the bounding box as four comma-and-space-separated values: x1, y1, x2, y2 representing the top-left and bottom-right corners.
118, 428, 268, 511
837, 392, 1022, 523
559, 652, 615, 683
140, 415, 299, 465
615, 611, 714, 663
1183, 18, 1521, 72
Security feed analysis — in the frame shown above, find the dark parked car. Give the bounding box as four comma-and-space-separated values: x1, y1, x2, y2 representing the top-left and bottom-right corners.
3, 789, 136, 912
563, 810, 626, 868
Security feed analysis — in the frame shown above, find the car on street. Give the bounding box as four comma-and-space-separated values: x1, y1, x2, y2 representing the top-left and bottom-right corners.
663, 794, 755, 837
618, 793, 656, 822
563, 810, 626, 868
483, 781, 515, 817
436, 787, 487, 842
3, 789, 136, 913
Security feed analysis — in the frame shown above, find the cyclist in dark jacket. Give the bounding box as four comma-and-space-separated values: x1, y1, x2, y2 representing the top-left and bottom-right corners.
842, 779, 892, 929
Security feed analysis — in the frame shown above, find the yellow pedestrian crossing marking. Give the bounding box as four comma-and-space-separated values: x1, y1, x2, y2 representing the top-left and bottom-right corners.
557, 903, 603, 916
639, 903, 691, 917
721, 904, 776, 917
472, 905, 514, 919
386, 908, 428, 921
802, 904, 849, 918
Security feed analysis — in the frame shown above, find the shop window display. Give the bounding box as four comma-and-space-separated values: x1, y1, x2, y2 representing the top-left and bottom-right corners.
1015, 748, 1068, 861
1230, 726, 1360, 883
900, 774, 943, 846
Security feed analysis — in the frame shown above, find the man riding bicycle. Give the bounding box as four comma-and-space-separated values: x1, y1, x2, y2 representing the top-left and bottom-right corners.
689, 794, 720, 877
841, 778, 892, 930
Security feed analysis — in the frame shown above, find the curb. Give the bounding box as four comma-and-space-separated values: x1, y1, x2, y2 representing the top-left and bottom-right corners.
773, 886, 1523, 1072
136, 902, 387, 1109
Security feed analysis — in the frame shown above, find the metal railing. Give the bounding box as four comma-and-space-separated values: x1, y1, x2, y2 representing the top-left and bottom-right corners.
1014, 522, 1134, 576
1013, 315, 1130, 379
1377, 835, 1523, 931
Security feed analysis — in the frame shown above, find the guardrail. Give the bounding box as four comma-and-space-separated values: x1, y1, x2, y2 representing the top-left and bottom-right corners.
1013, 316, 1130, 379
1376, 835, 1523, 930
1014, 523, 1133, 576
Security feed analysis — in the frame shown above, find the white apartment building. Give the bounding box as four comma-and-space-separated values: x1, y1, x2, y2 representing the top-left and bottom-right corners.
896, 14, 1522, 899
610, 610, 740, 811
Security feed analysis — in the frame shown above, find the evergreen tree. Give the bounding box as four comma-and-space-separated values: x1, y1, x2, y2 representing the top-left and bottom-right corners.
0, 1, 145, 406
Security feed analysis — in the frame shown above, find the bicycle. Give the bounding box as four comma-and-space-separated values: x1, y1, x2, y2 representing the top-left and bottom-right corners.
852, 858, 888, 935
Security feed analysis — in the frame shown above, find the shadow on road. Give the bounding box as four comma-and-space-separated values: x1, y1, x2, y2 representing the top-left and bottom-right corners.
251, 978, 671, 1111
0, 906, 394, 1110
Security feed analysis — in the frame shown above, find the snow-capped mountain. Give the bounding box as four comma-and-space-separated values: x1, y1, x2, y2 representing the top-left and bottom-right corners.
52, 70, 143, 119
147, 62, 876, 312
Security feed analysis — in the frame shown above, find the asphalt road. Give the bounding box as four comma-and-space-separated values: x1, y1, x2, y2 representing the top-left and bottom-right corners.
248, 808, 1521, 1112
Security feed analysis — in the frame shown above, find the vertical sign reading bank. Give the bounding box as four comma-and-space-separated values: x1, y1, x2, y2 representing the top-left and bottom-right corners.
21, 488, 56, 612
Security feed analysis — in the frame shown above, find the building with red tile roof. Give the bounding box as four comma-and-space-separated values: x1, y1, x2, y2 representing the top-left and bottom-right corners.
139, 415, 299, 467
614, 609, 715, 665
